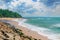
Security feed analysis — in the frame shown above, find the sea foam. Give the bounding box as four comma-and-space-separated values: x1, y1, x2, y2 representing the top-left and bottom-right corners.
14, 19, 60, 40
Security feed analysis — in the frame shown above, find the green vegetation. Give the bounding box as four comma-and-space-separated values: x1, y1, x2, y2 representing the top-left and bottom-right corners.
0, 9, 22, 18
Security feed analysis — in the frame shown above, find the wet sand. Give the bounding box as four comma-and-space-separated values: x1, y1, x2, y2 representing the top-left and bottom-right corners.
0, 18, 48, 40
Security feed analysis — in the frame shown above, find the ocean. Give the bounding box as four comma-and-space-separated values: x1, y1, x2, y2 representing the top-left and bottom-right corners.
23, 17, 60, 40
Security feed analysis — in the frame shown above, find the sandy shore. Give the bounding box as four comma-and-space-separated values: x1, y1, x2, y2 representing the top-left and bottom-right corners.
0, 18, 48, 40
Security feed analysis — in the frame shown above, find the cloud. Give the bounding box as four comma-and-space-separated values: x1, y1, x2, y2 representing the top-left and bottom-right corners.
32, 0, 37, 2
0, 0, 12, 9
51, 5, 60, 17
40, 0, 60, 8
0, 0, 60, 17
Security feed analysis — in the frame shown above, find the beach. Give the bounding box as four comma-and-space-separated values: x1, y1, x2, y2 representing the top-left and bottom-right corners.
0, 18, 48, 40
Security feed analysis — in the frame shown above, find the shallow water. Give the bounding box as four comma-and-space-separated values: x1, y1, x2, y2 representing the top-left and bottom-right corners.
13, 18, 60, 40
24, 17, 60, 40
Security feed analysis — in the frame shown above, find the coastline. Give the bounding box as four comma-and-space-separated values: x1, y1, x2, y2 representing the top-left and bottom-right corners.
0, 18, 48, 40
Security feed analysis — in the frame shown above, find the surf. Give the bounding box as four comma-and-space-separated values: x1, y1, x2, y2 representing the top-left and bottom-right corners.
13, 18, 60, 40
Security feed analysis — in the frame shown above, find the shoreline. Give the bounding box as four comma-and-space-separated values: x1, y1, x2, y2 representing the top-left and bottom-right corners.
0, 18, 60, 40
0, 18, 48, 40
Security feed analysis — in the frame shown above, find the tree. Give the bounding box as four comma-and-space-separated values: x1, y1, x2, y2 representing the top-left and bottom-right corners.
0, 9, 22, 18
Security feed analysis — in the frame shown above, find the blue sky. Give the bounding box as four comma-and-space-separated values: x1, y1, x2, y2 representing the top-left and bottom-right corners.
0, 0, 60, 17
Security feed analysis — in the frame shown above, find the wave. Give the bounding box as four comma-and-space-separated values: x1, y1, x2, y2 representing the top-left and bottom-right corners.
52, 23, 60, 27
14, 19, 60, 40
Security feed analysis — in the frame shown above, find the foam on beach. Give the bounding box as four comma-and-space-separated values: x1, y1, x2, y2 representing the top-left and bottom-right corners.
14, 19, 60, 40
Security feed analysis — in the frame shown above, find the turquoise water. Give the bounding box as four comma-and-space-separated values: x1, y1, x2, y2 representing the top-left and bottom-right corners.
25, 17, 60, 33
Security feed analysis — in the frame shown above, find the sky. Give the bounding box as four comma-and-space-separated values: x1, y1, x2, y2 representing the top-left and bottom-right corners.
0, 0, 60, 17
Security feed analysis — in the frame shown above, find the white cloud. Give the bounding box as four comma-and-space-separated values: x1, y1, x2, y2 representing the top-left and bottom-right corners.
10, 0, 21, 7
0, 0, 60, 17
0, 5, 7, 9
52, 5, 60, 17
